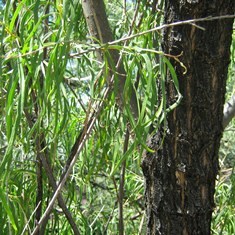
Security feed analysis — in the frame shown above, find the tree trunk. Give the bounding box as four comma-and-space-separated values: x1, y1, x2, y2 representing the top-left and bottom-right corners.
142, 1, 234, 234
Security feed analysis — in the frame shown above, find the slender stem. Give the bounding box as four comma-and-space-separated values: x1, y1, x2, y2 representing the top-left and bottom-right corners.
223, 95, 235, 129
118, 129, 129, 235
35, 144, 43, 234
107, 15, 235, 46
122, 0, 126, 21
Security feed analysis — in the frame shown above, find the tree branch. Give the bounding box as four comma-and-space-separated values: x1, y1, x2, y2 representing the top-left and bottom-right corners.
118, 129, 129, 235
223, 94, 235, 129
82, 0, 139, 119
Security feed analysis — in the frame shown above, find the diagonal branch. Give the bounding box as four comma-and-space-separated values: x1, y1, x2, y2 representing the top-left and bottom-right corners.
31, 83, 112, 235
82, 0, 139, 119
118, 129, 130, 235
223, 94, 235, 129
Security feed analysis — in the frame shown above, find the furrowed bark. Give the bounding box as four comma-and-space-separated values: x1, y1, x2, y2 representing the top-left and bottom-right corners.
142, 1, 234, 234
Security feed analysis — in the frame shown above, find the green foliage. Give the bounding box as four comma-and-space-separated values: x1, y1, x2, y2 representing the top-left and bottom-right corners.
0, 0, 234, 234
212, 171, 235, 235
212, 28, 235, 235
0, 0, 167, 233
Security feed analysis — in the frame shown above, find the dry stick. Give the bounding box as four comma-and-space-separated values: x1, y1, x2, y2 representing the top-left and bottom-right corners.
106, 14, 235, 45
31, 13, 235, 235
138, 212, 145, 235
38, 149, 80, 235
31, 78, 100, 234
104, 201, 117, 233
3, 15, 235, 61
68, 14, 235, 58
58, 99, 95, 184
21, 202, 42, 235
32, 44, 126, 234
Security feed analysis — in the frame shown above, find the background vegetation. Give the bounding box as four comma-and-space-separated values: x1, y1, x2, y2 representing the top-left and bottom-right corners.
0, 0, 234, 234
212, 28, 235, 234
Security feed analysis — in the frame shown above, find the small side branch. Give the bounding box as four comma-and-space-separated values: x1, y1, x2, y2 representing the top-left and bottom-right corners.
118, 129, 129, 235
223, 95, 235, 129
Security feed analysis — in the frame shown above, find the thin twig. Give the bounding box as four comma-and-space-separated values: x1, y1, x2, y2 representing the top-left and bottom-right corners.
70, 14, 235, 58
21, 202, 41, 235
24, 92, 80, 234
24, 109, 80, 235
104, 201, 117, 233
118, 129, 130, 235
107, 14, 235, 45
138, 212, 145, 235
3, 15, 234, 60
117, 2, 140, 231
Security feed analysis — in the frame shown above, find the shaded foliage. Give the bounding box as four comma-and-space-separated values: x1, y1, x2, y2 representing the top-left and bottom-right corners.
0, 0, 234, 234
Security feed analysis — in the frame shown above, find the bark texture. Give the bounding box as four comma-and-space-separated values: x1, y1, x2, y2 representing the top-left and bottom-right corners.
142, 1, 234, 234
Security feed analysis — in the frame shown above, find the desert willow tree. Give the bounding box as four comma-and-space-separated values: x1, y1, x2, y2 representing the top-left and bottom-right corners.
142, 1, 235, 234
0, 0, 162, 234
0, 0, 235, 234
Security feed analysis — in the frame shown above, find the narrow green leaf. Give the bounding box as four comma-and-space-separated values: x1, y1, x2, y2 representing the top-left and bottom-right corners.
0, 188, 18, 232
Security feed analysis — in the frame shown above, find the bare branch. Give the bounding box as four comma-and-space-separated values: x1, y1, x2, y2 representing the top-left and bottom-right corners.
108, 14, 235, 46
118, 129, 129, 235
223, 94, 235, 129
3, 15, 235, 60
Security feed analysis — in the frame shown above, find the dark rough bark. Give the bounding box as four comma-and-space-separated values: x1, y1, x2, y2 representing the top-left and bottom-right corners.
142, 1, 234, 234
